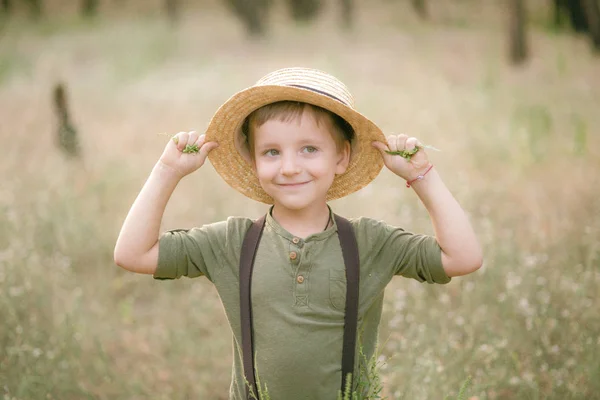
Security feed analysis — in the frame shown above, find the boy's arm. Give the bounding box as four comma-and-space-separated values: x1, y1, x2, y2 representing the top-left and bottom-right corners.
373, 134, 483, 278
114, 132, 218, 275
411, 167, 483, 277
113, 162, 181, 274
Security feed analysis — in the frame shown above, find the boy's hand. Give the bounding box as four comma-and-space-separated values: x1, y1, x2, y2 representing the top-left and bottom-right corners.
372, 134, 431, 182
159, 131, 219, 179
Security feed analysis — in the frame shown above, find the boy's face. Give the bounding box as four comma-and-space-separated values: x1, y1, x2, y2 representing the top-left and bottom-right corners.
251, 112, 350, 213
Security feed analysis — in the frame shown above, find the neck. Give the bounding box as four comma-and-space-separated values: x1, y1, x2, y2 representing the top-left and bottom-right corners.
271, 203, 331, 238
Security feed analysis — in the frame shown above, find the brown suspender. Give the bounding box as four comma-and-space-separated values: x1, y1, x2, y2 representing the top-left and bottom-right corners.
239, 214, 360, 400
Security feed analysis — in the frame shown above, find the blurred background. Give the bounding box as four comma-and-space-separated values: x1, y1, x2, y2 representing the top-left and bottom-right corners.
0, 0, 599, 399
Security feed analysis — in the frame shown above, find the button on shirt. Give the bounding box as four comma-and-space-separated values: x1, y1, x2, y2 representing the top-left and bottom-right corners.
154, 207, 451, 400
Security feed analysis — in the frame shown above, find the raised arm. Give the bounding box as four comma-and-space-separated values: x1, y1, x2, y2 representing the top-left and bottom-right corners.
373, 134, 483, 277
114, 132, 218, 274
410, 167, 483, 277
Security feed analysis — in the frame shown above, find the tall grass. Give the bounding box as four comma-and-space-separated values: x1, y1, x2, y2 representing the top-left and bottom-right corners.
1, 2, 599, 399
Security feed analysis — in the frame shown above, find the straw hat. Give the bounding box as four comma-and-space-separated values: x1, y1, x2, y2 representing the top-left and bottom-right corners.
205, 67, 386, 204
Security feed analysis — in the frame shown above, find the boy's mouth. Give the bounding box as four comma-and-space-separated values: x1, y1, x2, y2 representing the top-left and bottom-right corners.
277, 181, 310, 188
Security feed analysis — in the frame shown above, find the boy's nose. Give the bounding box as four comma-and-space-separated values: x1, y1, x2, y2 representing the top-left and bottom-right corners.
280, 154, 301, 175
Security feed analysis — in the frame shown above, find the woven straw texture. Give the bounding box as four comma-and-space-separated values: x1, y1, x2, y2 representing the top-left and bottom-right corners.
205, 68, 386, 204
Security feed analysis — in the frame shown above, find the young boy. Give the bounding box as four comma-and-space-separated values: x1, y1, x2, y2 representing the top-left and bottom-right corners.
114, 67, 483, 399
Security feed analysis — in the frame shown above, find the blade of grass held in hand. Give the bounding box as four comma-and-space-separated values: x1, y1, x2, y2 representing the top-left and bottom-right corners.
385, 144, 440, 160
157, 132, 201, 154
182, 144, 199, 153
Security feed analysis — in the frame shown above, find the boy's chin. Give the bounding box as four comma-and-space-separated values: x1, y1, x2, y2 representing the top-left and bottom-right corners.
271, 195, 324, 212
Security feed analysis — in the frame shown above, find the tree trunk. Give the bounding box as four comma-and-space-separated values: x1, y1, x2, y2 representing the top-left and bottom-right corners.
165, 0, 179, 25
340, 0, 354, 29
224, 0, 269, 36
81, 0, 98, 18
26, 0, 42, 19
568, 0, 589, 31
412, 0, 428, 20
582, 0, 600, 51
509, 0, 528, 64
288, 0, 321, 22
1, 0, 11, 15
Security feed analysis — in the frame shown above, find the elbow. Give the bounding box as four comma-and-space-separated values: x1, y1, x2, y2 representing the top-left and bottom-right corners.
462, 247, 484, 274
465, 251, 484, 274
113, 247, 132, 271
444, 251, 484, 277
469, 255, 484, 274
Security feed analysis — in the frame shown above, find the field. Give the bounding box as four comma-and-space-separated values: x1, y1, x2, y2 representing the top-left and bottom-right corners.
1, 1, 599, 399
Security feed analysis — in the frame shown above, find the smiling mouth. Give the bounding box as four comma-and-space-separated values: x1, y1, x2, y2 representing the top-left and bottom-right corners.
277, 182, 310, 187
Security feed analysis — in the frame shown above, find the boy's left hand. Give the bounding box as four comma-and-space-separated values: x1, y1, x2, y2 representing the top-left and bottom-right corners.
372, 134, 432, 182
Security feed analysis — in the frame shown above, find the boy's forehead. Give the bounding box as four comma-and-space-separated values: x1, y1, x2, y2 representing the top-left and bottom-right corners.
254, 115, 333, 143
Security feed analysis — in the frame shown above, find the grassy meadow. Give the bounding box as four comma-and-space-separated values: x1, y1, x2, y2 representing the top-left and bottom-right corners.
1, 1, 599, 399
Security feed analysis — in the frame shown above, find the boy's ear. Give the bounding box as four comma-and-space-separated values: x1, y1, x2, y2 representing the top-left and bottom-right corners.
335, 142, 351, 175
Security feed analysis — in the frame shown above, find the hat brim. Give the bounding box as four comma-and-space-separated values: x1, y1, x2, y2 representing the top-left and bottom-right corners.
205, 85, 386, 204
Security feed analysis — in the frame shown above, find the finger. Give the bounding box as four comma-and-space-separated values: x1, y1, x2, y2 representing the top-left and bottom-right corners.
197, 142, 219, 163
396, 134, 408, 150
187, 131, 199, 146
386, 135, 398, 152
372, 141, 390, 155
405, 137, 419, 151
194, 133, 207, 147
174, 131, 188, 151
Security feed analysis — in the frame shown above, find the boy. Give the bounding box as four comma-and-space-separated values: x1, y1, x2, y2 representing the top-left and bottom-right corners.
114, 67, 483, 399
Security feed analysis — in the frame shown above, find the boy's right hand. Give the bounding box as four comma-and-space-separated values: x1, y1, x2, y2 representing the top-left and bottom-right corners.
158, 131, 219, 179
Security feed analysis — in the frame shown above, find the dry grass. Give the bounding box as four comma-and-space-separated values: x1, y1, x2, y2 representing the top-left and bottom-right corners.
1, 1, 599, 399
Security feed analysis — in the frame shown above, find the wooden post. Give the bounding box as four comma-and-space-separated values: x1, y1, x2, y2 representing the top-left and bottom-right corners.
53, 83, 81, 158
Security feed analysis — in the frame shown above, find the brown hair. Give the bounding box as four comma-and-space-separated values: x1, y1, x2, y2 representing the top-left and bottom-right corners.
241, 101, 354, 159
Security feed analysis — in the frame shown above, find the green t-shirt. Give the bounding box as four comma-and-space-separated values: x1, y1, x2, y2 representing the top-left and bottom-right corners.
154, 207, 451, 399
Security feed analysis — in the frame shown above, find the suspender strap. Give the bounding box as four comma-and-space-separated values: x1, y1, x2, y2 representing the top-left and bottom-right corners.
239, 214, 360, 400
334, 214, 360, 394
239, 215, 266, 400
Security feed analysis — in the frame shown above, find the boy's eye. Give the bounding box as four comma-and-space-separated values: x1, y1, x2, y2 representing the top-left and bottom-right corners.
303, 146, 318, 153
264, 149, 279, 156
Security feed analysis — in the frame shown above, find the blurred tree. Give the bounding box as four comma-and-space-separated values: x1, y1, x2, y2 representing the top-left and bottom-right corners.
288, 0, 321, 22
81, 0, 98, 18
509, 0, 528, 64
554, 0, 600, 52
1, 0, 11, 15
340, 0, 354, 29
225, 0, 270, 36
554, 0, 588, 31
165, 0, 180, 24
53, 83, 81, 158
412, 0, 428, 20
25, 0, 42, 19
581, 0, 600, 51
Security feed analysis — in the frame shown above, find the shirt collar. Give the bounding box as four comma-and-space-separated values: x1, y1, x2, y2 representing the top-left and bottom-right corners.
265, 205, 337, 242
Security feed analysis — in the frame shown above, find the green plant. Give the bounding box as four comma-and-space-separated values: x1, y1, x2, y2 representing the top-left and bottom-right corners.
385, 144, 440, 161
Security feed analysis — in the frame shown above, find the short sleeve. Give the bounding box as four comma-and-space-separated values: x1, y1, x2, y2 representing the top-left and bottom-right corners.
353, 217, 451, 285
153, 217, 251, 282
